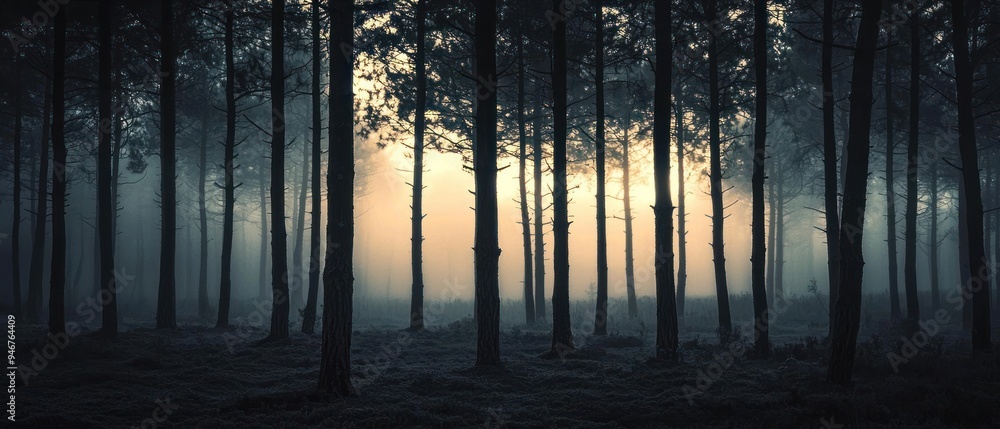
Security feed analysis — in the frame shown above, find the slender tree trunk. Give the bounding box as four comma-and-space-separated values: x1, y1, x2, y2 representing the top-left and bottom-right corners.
674, 100, 686, 323
704, 0, 731, 333
766, 170, 776, 307
302, 0, 322, 334
99, 0, 118, 335
111, 62, 123, 257
92, 207, 100, 296
516, 31, 535, 326
827, 0, 882, 385
549, 0, 573, 355
884, 17, 902, 320
928, 161, 939, 310
903, 6, 920, 323
217, 3, 236, 329
532, 81, 546, 321
959, 182, 972, 330
750, 0, 769, 357
198, 110, 210, 320
11, 58, 23, 319
822, 0, 840, 333
259, 158, 269, 301
319, 0, 355, 396
951, 0, 991, 350
593, 0, 608, 336
623, 110, 637, 320
157, 0, 178, 329
473, 0, 501, 366
27, 83, 51, 324
293, 132, 309, 311
775, 176, 785, 302
49, 6, 67, 336
653, 0, 678, 360
408, 0, 427, 331
267, 0, 290, 340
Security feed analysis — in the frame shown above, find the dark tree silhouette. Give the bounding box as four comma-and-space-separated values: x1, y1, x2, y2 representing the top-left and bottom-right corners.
157, 0, 178, 330
217, 0, 237, 329
702, 0, 732, 334
474, 0, 501, 366
302, 0, 323, 335
821, 0, 841, 330
197, 108, 210, 320
653, 0, 678, 360
673, 98, 685, 322
903, 3, 921, 323
549, 0, 573, 355
258, 156, 269, 301
11, 55, 23, 320
516, 28, 535, 326
409, 0, 427, 332
319, 0, 356, 396
27, 82, 51, 325
883, 1, 901, 321
266, 0, 290, 341
928, 160, 940, 310
532, 78, 546, 322
593, 0, 609, 336
950, 0, 991, 351
750, 0, 768, 357
99, 0, 118, 336
827, 0, 882, 385
48, 4, 66, 336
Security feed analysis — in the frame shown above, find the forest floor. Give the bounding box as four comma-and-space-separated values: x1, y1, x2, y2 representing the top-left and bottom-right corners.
10, 312, 1000, 428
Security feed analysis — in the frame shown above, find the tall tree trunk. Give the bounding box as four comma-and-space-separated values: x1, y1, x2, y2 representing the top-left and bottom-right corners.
293, 131, 309, 311
259, 158, 269, 300
950, 0, 991, 351
409, 0, 427, 331
750, 0, 769, 357
593, 0, 608, 336
775, 176, 785, 302
49, 6, 67, 336
99, 0, 118, 335
473, 0, 501, 366
929, 161, 940, 310
549, 0, 573, 354
319, 0, 355, 396
11, 57, 23, 319
111, 60, 123, 257
766, 169, 776, 307
198, 110, 210, 320
302, 0, 322, 334
704, 0, 731, 333
653, 0, 678, 360
822, 0, 841, 333
623, 109, 637, 320
92, 207, 101, 296
267, 0, 290, 341
674, 99, 686, 323
827, 0, 882, 385
217, 2, 236, 329
516, 30, 535, 326
27, 82, 51, 324
959, 183, 972, 330
903, 5, 920, 323
883, 15, 902, 320
532, 81, 546, 321
157, 0, 178, 329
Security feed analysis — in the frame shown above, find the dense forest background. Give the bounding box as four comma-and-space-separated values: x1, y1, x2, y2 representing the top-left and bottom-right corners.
0, 0, 998, 427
